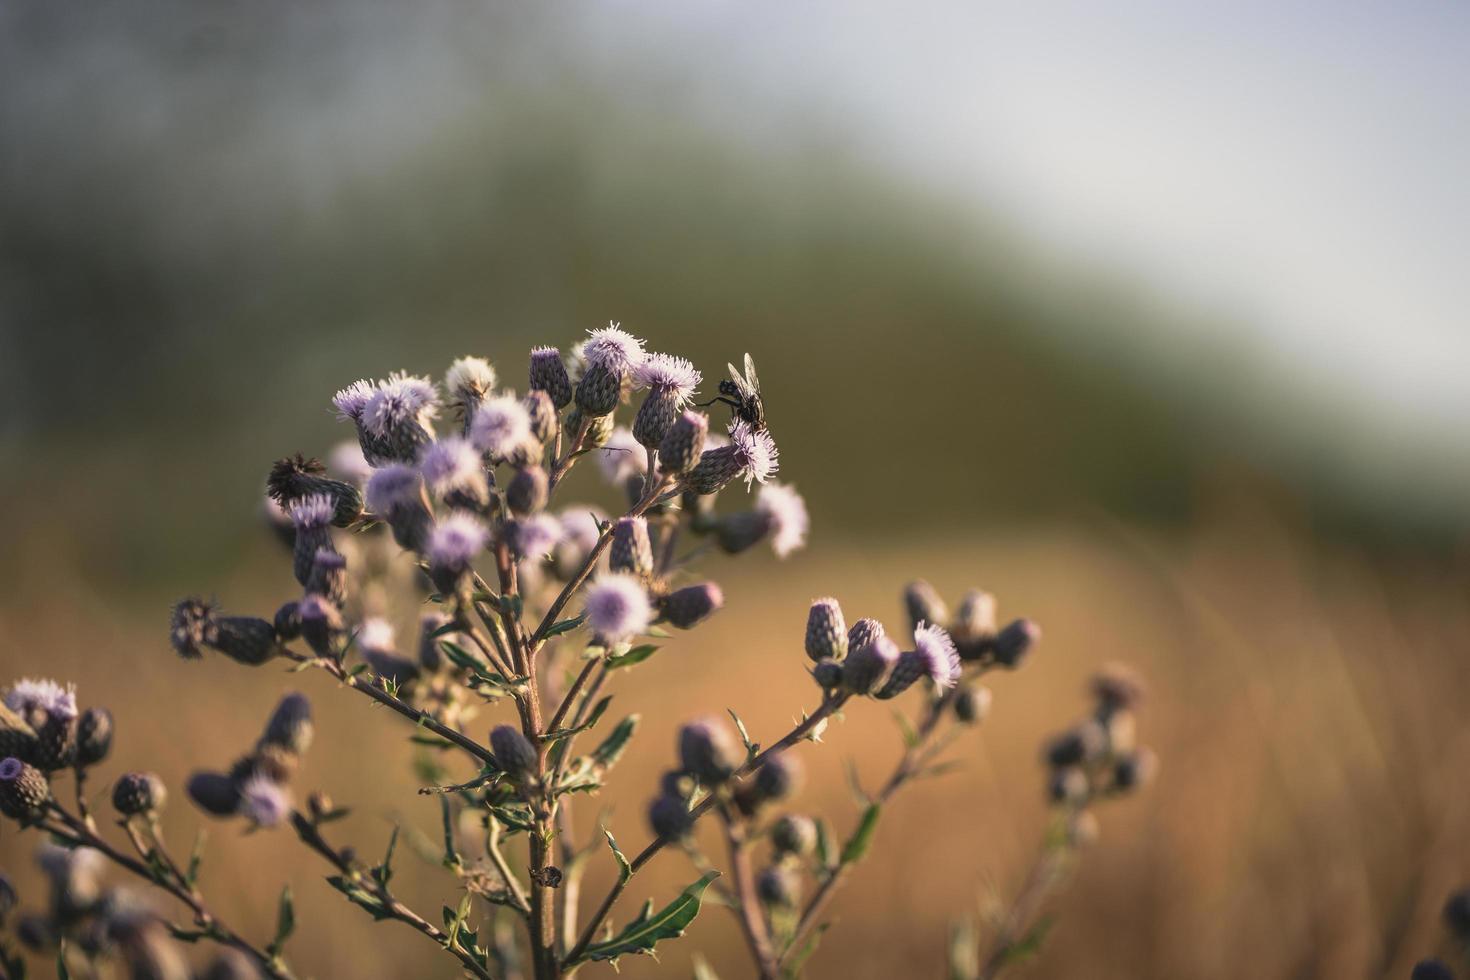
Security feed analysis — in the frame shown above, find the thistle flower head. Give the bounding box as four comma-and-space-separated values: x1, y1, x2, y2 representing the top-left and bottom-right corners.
327, 441, 373, 484
332, 379, 376, 422
596, 427, 647, 484
288, 493, 335, 530
994, 617, 1041, 669
913, 623, 961, 690
755, 483, 808, 557
469, 394, 533, 460
419, 438, 485, 495
238, 775, 291, 828
444, 356, 496, 400
428, 514, 489, 569
904, 580, 949, 634
583, 323, 647, 374
805, 597, 848, 662
677, 717, 742, 785
659, 582, 724, 629
728, 420, 779, 487
558, 506, 606, 554
170, 597, 216, 660
511, 514, 564, 560
529, 346, 574, 407
633, 353, 701, 402
583, 574, 653, 643
843, 634, 900, 695
3, 679, 77, 722
357, 617, 396, 655
365, 464, 423, 514
364, 372, 439, 438
490, 725, 538, 777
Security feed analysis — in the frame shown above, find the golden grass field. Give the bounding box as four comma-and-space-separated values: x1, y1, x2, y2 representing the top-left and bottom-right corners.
3, 502, 1469, 979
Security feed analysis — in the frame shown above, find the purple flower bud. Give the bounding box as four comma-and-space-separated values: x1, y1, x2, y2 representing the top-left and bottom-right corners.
420, 438, 491, 511
307, 548, 348, 606
1113, 747, 1157, 792
903, 580, 948, 635
658, 583, 724, 630
522, 389, 557, 447
529, 346, 573, 408
753, 751, 802, 802
418, 612, 454, 671
715, 511, 772, 555
1446, 889, 1470, 941
76, 708, 113, 768
843, 634, 899, 696
0, 757, 48, 819
507, 465, 550, 516
366, 465, 434, 553
260, 693, 313, 757
274, 600, 303, 641
811, 658, 844, 691
298, 594, 346, 658
427, 514, 489, 593
186, 771, 241, 817
993, 618, 1040, 669
1412, 961, 1456, 980
1090, 664, 1145, 714
239, 775, 291, 828
1044, 723, 1106, 768
490, 725, 539, 778
658, 410, 708, 476
770, 815, 817, 857
170, 600, 279, 665
575, 362, 622, 417
582, 575, 653, 644
951, 590, 997, 662
756, 865, 799, 907
677, 717, 742, 785
953, 685, 992, 725
582, 323, 647, 375
846, 618, 885, 653
112, 772, 166, 816
469, 395, 534, 463
1048, 767, 1089, 806
805, 598, 848, 662
610, 517, 654, 579
647, 794, 693, 841
510, 514, 564, 561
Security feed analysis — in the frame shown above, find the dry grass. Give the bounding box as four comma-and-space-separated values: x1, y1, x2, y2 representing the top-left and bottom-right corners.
3, 507, 1469, 979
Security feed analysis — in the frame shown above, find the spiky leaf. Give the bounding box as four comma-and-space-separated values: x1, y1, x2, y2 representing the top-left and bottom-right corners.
574, 871, 720, 964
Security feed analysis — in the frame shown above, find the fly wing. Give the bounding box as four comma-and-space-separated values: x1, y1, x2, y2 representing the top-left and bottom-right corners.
742, 352, 761, 394
726, 361, 753, 399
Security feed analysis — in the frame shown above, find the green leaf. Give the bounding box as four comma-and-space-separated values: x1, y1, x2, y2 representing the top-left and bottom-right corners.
606, 644, 660, 670
544, 695, 613, 742
591, 714, 640, 769
542, 613, 588, 639
56, 946, 70, 980
324, 875, 392, 921
892, 708, 920, 748
727, 708, 760, 760
443, 892, 473, 951
840, 804, 882, 866
440, 640, 490, 675
603, 827, 632, 884
440, 796, 460, 869
375, 825, 400, 886
814, 818, 837, 872
267, 886, 295, 957
185, 829, 207, 886
574, 871, 720, 965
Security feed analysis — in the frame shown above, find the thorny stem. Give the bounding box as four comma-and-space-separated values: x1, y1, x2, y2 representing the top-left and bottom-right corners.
545, 655, 602, 736
486, 817, 532, 916
288, 812, 494, 980
721, 809, 779, 979
42, 804, 292, 979
564, 694, 848, 968
547, 416, 591, 494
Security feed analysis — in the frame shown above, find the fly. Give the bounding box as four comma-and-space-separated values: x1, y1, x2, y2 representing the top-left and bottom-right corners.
701, 352, 767, 432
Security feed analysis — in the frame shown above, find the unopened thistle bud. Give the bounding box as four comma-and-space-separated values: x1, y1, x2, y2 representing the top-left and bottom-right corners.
846, 618, 885, 654
805, 598, 848, 662
843, 634, 899, 696
112, 772, 166, 816
811, 658, 843, 691
288, 494, 336, 586
658, 582, 724, 629
953, 685, 992, 725
172, 600, 280, 664
365, 465, 434, 553
757, 866, 799, 907
418, 612, 453, 671
754, 751, 802, 802
427, 514, 489, 594
678, 717, 743, 785
363, 372, 439, 463
647, 794, 693, 841
950, 590, 997, 662
575, 362, 622, 417
1090, 664, 1145, 715
420, 438, 491, 512
260, 693, 313, 757
186, 771, 241, 817
1411, 960, 1457, 980
610, 517, 654, 578
1445, 888, 1470, 941
507, 465, 550, 516
1044, 723, 1106, 768
1113, 747, 1157, 792
274, 600, 303, 641
31, 711, 77, 771
490, 725, 538, 779
658, 410, 708, 477
445, 356, 497, 434
298, 594, 345, 658
306, 548, 348, 606
904, 580, 948, 634
716, 511, 771, 555
770, 814, 817, 857
76, 707, 113, 768
522, 389, 558, 446
993, 618, 1040, 669
0, 758, 48, 819
1048, 767, 1090, 806
267, 455, 364, 527
582, 574, 654, 644
529, 346, 573, 408
633, 354, 701, 449
0, 704, 37, 766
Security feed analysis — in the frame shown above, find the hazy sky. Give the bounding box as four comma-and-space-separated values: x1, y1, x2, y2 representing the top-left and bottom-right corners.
582, 1, 1470, 440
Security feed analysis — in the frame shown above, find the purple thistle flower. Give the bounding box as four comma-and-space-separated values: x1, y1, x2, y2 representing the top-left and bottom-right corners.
419, 438, 487, 497
357, 617, 396, 656
327, 440, 373, 484
755, 483, 808, 558
511, 514, 564, 560
558, 506, 605, 555
912, 622, 961, 690
729, 420, 778, 487
364, 372, 439, 438
4, 679, 77, 722
596, 427, 647, 484
582, 574, 653, 643
469, 394, 533, 461
331, 379, 376, 422
364, 464, 424, 516
444, 356, 496, 401
843, 634, 900, 695
288, 493, 335, 530
428, 514, 489, 570
238, 775, 291, 828
633, 353, 701, 403
582, 323, 647, 375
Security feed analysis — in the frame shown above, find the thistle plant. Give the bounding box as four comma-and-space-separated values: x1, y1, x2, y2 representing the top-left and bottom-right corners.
0, 324, 1153, 979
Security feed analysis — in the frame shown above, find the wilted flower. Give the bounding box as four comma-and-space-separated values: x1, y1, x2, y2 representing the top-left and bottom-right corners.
170, 599, 281, 666
267, 454, 363, 526
583, 575, 653, 643
4, 679, 77, 723
445, 357, 497, 432
755, 483, 808, 558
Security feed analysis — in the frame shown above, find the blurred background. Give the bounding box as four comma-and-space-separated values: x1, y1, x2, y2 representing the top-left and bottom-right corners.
3, 1, 1470, 977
